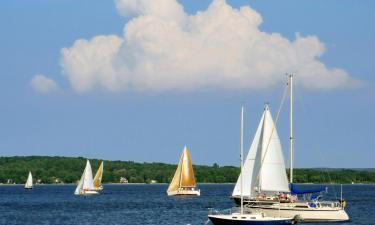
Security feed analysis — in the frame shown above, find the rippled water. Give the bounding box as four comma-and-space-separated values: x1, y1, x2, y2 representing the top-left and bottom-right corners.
0, 184, 372, 225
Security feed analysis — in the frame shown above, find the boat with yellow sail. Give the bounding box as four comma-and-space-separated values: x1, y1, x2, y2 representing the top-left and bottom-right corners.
93, 161, 104, 191
167, 146, 200, 196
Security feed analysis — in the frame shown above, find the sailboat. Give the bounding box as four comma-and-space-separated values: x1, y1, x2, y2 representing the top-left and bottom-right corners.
74, 160, 98, 195
24, 171, 33, 189
231, 75, 349, 222
93, 161, 104, 191
208, 107, 296, 225
167, 146, 200, 196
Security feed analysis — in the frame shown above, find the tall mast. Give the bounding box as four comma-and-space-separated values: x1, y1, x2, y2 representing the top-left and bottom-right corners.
240, 106, 244, 214
289, 74, 294, 184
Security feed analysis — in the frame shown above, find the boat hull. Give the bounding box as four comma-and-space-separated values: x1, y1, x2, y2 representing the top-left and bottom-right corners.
167, 189, 200, 196
250, 206, 348, 222
208, 215, 294, 225
232, 197, 349, 222
75, 190, 99, 196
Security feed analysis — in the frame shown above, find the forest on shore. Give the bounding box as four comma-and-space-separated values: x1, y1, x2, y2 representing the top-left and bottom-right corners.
0, 156, 374, 184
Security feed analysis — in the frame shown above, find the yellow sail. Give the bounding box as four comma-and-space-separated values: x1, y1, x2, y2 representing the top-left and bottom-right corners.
167, 154, 183, 192
93, 161, 103, 189
180, 146, 197, 187
167, 146, 197, 193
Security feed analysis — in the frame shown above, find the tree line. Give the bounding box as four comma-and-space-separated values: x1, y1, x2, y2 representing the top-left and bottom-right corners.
0, 156, 374, 184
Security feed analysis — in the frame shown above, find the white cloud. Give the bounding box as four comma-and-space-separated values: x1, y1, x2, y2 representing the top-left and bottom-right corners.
60, 0, 359, 93
30, 74, 59, 93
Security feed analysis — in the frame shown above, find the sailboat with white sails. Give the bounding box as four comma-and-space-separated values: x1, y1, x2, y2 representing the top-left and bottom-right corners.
24, 171, 33, 189
231, 75, 349, 222
74, 160, 98, 195
167, 146, 200, 196
208, 107, 296, 225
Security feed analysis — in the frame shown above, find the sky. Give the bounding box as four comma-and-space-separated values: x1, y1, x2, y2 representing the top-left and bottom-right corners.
0, 0, 374, 168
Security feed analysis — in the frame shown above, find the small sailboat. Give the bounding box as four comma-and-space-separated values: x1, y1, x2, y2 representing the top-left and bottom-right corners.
208, 107, 296, 225
167, 146, 200, 196
93, 161, 104, 191
74, 160, 98, 195
24, 171, 33, 189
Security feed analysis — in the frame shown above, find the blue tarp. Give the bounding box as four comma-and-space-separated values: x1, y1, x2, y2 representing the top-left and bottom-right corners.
290, 184, 327, 195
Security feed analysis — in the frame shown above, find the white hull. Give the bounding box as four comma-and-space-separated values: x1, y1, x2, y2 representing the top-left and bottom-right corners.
24, 186, 33, 189
75, 190, 99, 196
248, 204, 349, 222
167, 189, 200, 196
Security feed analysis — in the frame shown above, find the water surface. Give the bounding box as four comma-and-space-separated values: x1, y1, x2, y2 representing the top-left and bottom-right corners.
0, 184, 372, 225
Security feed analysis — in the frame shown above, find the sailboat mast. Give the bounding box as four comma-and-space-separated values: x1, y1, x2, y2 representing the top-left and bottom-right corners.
289, 74, 294, 184
240, 106, 244, 214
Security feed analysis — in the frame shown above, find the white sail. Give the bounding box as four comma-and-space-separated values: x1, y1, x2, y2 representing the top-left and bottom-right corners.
25, 171, 33, 189
232, 112, 264, 197
259, 106, 289, 193
232, 105, 289, 197
74, 170, 85, 195
75, 160, 95, 195
83, 160, 94, 190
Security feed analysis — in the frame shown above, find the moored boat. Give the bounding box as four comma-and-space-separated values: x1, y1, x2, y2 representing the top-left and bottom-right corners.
208, 107, 296, 225
231, 75, 349, 222
209, 209, 296, 225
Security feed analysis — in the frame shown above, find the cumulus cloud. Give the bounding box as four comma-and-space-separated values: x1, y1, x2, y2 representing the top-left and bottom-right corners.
60, 0, 359, 93
30, 74, 59, 93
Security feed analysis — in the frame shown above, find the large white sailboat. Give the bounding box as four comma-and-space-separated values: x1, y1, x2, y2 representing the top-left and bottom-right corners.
209, 107, 296, 225
93, 161, 104, 191
74, 160, 98, 195
24, 171, 33, 189
232, 75, 349, 222
167, 146, 200, 196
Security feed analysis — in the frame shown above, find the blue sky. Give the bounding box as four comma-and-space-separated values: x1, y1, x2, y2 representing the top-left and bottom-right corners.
0, 0, 374, 167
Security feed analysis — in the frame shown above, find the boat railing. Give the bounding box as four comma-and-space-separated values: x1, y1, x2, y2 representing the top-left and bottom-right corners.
208, 207, 252, 215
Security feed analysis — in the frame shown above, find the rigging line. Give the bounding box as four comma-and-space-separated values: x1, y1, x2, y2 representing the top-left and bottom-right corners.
295, 85, 338, 199
255, 80, 289, 190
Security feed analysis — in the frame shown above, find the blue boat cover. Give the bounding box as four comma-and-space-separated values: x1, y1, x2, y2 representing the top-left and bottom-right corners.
289, 184, 326, 195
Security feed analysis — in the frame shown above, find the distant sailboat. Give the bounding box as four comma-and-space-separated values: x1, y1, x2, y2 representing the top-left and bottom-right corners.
93, 161, 104, 191
24, 171, 33, 189
167, 146, 200, 196
74, 160, 98, 195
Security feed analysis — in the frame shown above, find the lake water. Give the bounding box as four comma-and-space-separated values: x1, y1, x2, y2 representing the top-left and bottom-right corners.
0, 184, 372, 225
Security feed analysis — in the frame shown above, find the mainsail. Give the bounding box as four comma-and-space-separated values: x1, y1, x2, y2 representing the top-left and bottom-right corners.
25, 171, 33, 189
232, 105, 289, 198
93, 161, 103, 189
75, 160, 95, 195
167, 146, 197, 193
